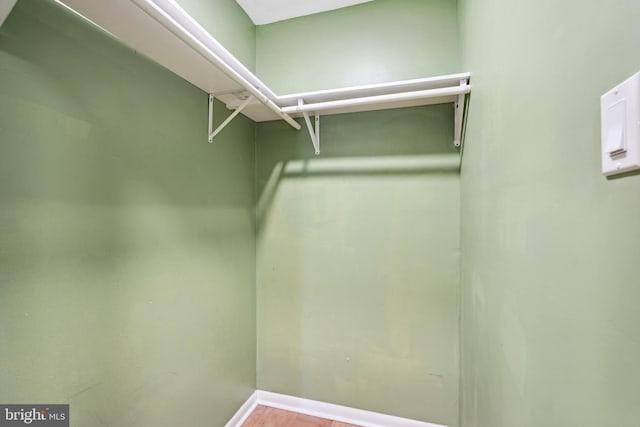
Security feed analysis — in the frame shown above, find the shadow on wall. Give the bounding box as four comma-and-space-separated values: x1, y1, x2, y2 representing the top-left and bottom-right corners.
256, 103, 460, 226
257, 153, 460, 228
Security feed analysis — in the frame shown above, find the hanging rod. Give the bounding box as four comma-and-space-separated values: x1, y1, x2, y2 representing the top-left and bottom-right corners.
281, 78, 470, 152
131, 0, 301, 132
276, 73, 471, 106
282, 84, 470, 115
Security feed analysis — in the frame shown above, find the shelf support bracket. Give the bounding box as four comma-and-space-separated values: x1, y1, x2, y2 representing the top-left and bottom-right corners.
453, 79, 468, 148
208, 94, 255, 143
300, 99, 320, 155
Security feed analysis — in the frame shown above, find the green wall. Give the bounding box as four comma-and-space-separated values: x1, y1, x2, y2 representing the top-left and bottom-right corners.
459, 0, 640, 425
256, 0, 459, 94
0, 1, 256, 426
254, 3, 462, 425
255, 106, 461, 426
175, 0, 256, 71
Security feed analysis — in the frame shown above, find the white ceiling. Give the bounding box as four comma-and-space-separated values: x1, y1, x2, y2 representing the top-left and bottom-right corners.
234, 0, 374, 25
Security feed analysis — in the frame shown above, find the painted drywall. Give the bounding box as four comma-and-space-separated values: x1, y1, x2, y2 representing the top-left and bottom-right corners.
175, 0, 256, 71
255, 105, 460, 426
458, 0, 640, 425
255, 0, 460, 94
255, 3, 462, 425
0, 1, 256, 426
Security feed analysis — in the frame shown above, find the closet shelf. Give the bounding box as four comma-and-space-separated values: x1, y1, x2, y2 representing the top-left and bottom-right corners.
278, 73, 470, 114
58, 0, 471, 153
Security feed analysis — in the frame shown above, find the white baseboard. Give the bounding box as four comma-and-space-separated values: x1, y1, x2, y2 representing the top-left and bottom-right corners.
226, 389, 449, 427
224, 391, 258, 427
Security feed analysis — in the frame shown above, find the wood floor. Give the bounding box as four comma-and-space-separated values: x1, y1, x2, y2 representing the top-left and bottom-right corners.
241, 405, 360, 427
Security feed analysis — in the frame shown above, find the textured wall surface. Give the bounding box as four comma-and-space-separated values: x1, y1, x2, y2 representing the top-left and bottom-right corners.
256, 0, 460, 94
255, 105, 461, 426
0, 1, 256, 425
459, 0, 640, 425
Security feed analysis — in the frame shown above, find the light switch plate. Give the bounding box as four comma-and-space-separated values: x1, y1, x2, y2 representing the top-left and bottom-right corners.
601, 72, 640, 176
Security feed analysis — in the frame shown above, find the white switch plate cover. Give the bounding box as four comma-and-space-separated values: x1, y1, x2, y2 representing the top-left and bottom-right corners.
601, 72, 640, 176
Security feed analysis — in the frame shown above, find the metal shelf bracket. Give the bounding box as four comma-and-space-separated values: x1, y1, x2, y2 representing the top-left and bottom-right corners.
299, 99, 320, 155
454, 79, 468, 149
208, 94, 255, 143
